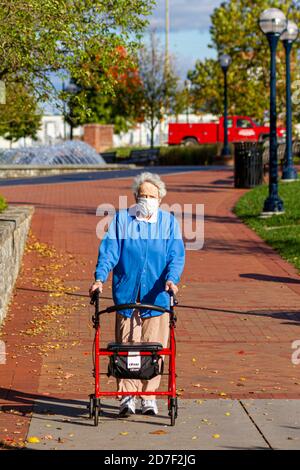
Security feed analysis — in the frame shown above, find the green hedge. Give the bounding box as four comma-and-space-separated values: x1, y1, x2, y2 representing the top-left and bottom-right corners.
159, 145, 218, 165
107, 144, 235, 165
0, 194, 7, 213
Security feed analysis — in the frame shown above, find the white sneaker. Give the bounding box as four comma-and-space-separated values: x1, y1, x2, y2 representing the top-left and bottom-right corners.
119, 396, 136, 417
141, 399, 158, 415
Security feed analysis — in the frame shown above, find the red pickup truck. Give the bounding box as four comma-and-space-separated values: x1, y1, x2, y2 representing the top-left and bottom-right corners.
168, 115, 286, 146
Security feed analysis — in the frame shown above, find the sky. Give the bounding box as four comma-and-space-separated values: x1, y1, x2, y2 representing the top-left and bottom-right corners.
147, 0, 223, 79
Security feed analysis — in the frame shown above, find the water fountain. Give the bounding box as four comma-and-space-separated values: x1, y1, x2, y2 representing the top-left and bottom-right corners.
0, 141, 106, 165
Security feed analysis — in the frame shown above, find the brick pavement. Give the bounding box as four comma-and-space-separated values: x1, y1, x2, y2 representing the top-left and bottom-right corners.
0, 168, 300, 447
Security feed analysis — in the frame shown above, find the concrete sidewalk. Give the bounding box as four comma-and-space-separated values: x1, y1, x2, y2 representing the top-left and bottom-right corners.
25, 399, 299, 450
0, 166, 300, 449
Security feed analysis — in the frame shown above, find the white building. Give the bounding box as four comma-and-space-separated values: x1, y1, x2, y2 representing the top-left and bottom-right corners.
1, 112, 300, 150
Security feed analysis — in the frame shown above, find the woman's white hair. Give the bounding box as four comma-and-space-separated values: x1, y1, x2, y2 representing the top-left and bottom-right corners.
132, 172, 167, 199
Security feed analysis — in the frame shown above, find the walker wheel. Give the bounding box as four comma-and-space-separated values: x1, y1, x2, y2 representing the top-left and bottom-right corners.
168, 398, 178, 426
94, 406, 99, 426
88, 395, 94, 419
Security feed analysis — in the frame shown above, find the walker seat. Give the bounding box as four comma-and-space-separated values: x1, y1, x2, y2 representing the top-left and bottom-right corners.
107, 342, 163, 353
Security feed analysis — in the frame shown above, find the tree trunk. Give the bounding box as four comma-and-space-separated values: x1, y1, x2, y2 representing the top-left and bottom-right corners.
150, 127, 154, 149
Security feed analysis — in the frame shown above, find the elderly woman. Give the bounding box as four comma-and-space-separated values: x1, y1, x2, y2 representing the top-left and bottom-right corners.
89, 172, 185, 417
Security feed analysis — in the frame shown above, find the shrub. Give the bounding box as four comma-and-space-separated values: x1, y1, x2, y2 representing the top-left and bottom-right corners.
159, 145, 218, 165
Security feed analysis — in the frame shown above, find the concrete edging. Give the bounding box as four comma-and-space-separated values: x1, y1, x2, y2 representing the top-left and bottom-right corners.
0, 164, 137, 179
0, 205, 34, 324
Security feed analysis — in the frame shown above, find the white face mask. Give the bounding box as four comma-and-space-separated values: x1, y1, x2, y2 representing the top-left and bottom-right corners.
136, 197, 159, 218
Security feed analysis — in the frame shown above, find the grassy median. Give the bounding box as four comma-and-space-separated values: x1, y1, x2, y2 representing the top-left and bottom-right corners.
234, 178, 300, 273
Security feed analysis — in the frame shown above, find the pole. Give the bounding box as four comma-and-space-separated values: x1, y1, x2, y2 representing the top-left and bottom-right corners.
62, 80, 67, 141
165, 0, 169, 78
164, 0, 170, 122
221, 67, 230, 157
282, 40, 297, 180
262, 34, 284, 214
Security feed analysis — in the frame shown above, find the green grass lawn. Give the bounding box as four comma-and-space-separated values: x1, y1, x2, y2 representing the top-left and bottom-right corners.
234, 178, 300, 273
0, 194, 7, 213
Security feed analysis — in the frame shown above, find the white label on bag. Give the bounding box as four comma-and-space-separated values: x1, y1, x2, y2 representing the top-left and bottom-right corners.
127, 354, 141, 370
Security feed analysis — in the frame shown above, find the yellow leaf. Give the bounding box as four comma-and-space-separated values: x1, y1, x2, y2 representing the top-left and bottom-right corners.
27, 436, 40, 444
120, 432, 129, 436
212, 434, 220, 439
219, 392, 227, 397
225, 412, 231, 416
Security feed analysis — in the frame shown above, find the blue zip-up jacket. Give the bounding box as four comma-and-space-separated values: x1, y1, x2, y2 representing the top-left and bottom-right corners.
94, 208, 185, 318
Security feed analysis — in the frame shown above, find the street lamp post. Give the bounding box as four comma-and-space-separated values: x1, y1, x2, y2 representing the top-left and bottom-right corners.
281, 20, 298, 181
259, 8, 287, 216
62, 80, 67, 140
184, 79, 191, 124
219, 54, 232, 157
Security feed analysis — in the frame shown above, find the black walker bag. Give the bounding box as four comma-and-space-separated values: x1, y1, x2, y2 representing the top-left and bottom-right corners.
106, 342, 164, 380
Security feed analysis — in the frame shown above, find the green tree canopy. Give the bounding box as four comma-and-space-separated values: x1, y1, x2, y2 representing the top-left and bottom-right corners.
0, 0, 155, 101
0, 83, 42, 143
188, 0, 300, 122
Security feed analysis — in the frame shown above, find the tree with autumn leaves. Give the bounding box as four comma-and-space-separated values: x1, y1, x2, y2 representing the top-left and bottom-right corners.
188, 0, 300, 123
64, 34, 181, 146
62, 45, 146, 135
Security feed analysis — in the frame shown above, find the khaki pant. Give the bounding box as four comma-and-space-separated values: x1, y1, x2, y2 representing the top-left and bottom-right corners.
115, 310, 169, 400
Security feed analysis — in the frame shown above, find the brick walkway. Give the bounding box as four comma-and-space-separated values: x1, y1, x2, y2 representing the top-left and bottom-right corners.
1, 167, 300, 447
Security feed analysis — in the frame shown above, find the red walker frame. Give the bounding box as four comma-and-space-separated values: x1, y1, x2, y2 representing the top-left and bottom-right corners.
88, 288, 178, 426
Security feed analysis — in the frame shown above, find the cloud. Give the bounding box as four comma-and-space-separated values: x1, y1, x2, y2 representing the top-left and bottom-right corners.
149, 0, 222, 32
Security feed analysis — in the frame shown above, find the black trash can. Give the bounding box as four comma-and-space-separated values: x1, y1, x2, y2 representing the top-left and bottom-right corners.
234, 142, 263, 188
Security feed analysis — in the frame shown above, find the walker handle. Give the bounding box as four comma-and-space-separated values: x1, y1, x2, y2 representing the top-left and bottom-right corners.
167, 288, 178, 307
90, 287, 101, 306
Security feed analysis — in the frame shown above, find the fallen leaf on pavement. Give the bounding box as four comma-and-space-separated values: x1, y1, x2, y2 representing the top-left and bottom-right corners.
27, 436, 40, 444
149, 430, 168, 435
64, 373, 74, 380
